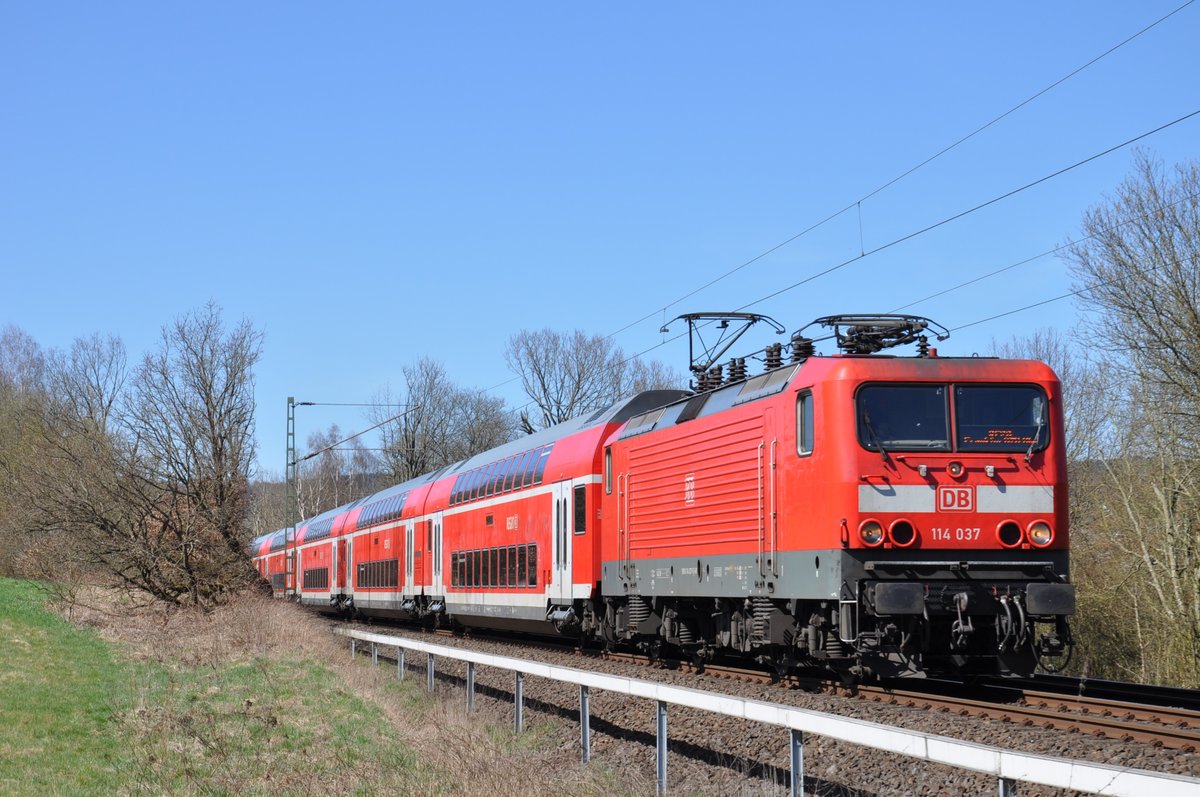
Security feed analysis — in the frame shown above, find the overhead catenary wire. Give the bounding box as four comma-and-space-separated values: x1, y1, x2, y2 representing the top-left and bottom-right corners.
890, 191, 1200, 313
311, 7, 1199, 445
485, 110, 1200, 428
293, 405, 419, 465
735, 108, 1200, 312
411, 7, 1200, 412
604, 0, 1196, 341
948, 242, 1196, 335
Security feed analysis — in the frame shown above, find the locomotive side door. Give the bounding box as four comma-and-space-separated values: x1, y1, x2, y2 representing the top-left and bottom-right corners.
431, 511, 444, 596
551, 480, 573, 603
758, 410, 779, 578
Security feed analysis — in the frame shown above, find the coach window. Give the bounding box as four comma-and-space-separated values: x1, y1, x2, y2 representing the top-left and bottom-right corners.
521, 447, 540, 487
498, 547, 508, 587
517, 544, 528, 587
489, 548, 499, 588
507, 545, 517, 587
796, 391, 814, 456
533, 446, 552, 485
528, 544, 538, 586
574, 485, 587, 534
501, 456, 518, 492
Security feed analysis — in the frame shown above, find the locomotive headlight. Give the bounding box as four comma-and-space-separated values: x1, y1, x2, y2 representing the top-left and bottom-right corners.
859, 519, 884, 547
1028, 521, 1053, 547
947, 461, 965, 478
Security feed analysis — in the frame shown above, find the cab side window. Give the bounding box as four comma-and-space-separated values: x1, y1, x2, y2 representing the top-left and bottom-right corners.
797, 391, 814, 456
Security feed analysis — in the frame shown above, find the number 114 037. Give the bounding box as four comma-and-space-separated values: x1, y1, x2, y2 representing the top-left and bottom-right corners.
931, 526, 981, 542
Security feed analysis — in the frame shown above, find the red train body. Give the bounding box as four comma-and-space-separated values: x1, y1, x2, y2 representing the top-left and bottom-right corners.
252, 325, 1074, 677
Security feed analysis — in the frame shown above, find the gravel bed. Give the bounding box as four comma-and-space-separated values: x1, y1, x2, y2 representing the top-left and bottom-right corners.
347, 624, 1199, 795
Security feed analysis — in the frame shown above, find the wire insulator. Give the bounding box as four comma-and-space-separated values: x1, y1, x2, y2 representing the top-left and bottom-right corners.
765, 343, 783, 371
791, 335, 815, 362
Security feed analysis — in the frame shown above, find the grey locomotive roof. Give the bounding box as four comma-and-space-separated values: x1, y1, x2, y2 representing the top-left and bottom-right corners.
620, 363, 801, 440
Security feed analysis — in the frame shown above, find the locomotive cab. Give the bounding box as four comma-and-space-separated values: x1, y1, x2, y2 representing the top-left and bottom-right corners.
835, 361, 1074, 677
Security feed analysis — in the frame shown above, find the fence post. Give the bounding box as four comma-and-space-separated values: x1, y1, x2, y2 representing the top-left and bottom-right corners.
580, 685, 591, 763
467, 662, 475, 712
999, 777, 1017, 797
515, 672, 525, 733
427, 653, 435, 692
656, 700, 668, 795
790, 729, 804, 797
371, 642, 378, 666
350, 638, 356, 658
397, 647, 405, 681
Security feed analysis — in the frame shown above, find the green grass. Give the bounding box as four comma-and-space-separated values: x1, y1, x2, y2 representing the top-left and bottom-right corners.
0, 579, 433, 796
0, 579, 140, 796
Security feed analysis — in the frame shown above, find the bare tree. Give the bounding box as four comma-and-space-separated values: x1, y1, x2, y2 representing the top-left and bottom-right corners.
505, 328, 686, 433
371, 358, 514, 483
7, 304, 265, 608
248, 470, 293, 538
1067, 152, 1200, 439
47, 333, 126, 436
1060, 153, 1200, 686
0, 326, 48, 576
990, 327, 1113, 463
295, 424, 381, 518
0, 325, 46, 395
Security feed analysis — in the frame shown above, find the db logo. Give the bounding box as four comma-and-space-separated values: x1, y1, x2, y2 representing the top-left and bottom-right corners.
937, 486, 974, 512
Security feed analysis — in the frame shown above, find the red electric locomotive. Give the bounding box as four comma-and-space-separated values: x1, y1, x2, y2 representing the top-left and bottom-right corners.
251, 314, 1074, 677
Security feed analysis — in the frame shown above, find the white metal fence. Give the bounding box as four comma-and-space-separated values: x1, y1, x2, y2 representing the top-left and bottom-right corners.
344, 628, 1199, 797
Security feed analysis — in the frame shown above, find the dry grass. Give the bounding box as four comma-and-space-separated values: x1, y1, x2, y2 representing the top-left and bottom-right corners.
59, 588, 635, 796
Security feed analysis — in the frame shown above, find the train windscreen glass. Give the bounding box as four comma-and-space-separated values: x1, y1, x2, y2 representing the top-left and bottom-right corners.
856, 385, 949, 451
955, 385, 1048, 452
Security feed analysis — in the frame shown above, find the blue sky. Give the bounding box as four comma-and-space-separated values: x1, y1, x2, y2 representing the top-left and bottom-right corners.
2, 2, 1197, 475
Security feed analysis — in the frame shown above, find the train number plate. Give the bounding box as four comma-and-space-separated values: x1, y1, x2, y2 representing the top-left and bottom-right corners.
931, 526, 981, 542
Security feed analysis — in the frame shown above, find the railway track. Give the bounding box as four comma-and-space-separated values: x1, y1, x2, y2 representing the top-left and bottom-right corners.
366, 622, 1200, 752
590, 646, 1200, 751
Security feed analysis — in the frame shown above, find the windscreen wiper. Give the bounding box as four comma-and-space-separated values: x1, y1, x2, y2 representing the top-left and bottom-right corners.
861, 411, 890, 463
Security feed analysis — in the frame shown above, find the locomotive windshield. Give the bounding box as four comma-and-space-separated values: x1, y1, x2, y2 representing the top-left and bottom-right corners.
955, 385, 1048, 452
855, 383, 1049, 453
856, 385, 950, 451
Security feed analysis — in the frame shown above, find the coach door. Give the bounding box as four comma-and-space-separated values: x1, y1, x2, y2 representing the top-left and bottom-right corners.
403, 525, 417, 595
431, 511, 444, 596
404, 522, 415, 594
551, 480, 573, 603
336, 538, 347, 589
